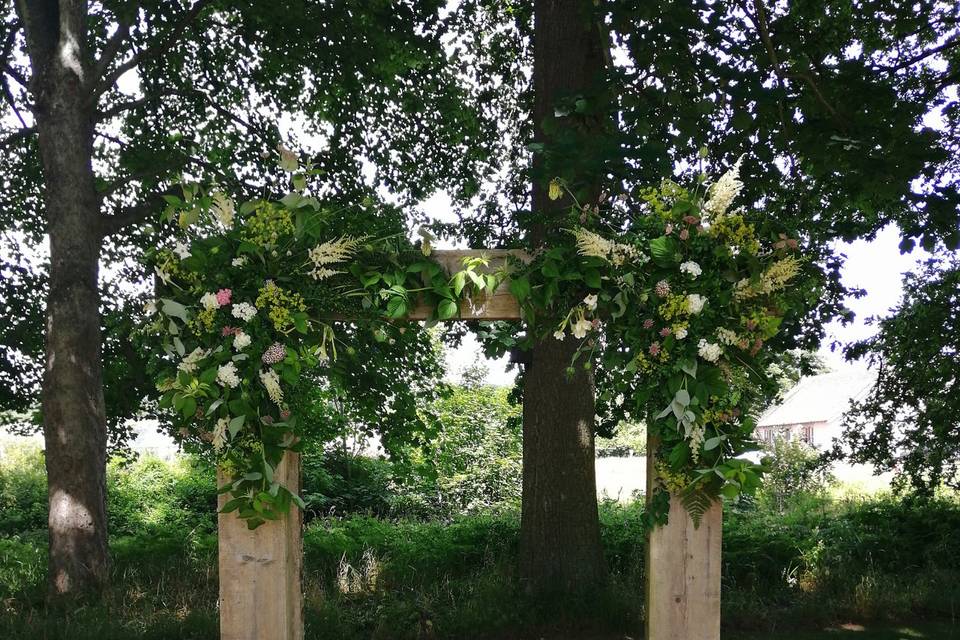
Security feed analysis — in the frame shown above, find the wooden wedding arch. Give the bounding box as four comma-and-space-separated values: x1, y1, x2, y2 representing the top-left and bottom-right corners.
216, 250, 721, 640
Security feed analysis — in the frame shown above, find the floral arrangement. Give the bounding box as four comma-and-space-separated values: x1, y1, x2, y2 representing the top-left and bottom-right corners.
140, 154, 811, 529
514, 159, 810, 525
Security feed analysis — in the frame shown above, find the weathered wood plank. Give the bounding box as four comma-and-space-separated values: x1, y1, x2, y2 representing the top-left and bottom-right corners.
218, 454, 303, 640
645, 446, 722, 640
406, 249, 529, 321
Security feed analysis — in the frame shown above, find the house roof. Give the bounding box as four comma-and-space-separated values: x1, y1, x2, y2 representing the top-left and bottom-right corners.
758, 367, 877, 428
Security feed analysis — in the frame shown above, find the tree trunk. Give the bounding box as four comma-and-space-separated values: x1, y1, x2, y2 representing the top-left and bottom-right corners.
520, 0, 608, 594
18, 1, 111, 597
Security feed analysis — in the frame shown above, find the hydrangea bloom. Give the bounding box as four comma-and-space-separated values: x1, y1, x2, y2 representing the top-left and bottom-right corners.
216, 362, 241, 388
697, 339, 722, 362
680, 261, 702, 279
232, 302, 257, 322
687, 294, 706, 314
233, 331, 251, 350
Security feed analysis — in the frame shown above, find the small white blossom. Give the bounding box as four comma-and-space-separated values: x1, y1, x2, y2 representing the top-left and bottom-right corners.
232, 302, 258, 322
571, 317, 592, 339
698, 339, 722, 363
583, 294, 598, 310
233, 331, 251, 351
674, 327, 688, 340
687, 294, 706, 314
553, 329, 565, 341
200, 292, 220, 311
216, 362, 241, 388
680, 261, 702, 279
231, 256, 248, 267
615, 393, 625, 407
173, 241, 191, 260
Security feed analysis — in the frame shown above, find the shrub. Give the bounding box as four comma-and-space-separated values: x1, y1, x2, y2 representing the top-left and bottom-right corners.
0, 443, 48, 535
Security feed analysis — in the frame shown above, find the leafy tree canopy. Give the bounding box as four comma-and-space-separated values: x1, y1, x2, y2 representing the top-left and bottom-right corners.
841, 257, 960, 494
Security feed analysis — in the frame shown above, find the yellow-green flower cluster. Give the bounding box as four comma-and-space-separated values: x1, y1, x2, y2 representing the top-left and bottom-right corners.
155, 248, 202, 290
708, 213, 760, 255
256, 281, 306, 332
242, 202, 294, 247
658, 294, 690, 321
191, 306, 217, 333
655, 461, 691, 494
640, 180, 690, 220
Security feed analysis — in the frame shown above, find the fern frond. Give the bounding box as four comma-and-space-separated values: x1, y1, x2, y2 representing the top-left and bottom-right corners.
680, 487, 715, 529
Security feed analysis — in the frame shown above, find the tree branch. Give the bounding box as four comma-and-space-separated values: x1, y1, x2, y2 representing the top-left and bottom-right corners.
0, 126, 36, 150
94, 21, 130, 80
93, 0, 212, 99
99, 187, 178, 237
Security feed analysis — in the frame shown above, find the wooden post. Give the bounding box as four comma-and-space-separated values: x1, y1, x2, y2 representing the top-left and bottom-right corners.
645, 448, 722, 640
218, 454, 303, 640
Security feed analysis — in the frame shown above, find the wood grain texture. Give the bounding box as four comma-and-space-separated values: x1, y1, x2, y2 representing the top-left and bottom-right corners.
645, 447, 722, 640
218, 455, 303, 640
406, 249, 528, 321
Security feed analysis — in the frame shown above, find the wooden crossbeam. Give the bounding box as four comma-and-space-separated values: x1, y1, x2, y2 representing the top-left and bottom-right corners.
406, 249, 528, 321
217, 249, 721, 640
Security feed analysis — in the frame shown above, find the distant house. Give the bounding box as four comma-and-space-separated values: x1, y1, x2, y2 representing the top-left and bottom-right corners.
756, 367, 877, 450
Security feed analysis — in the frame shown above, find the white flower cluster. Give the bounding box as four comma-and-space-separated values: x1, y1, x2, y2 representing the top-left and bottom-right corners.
233, 331, 251, 350
211, 191, 235, 229
570, 228, 644, 266
308, 235, 367, 280
259, 369, 284, 406
232, 302, 257, 322
179, 347, 208, 373
217, 362, 241, 388
680, 261, 702, 279
231, 256, 248, 268
674, 326, 688, 340
697, 339, 722, 363
703, 156, 743, 219
687, 294, 706, 314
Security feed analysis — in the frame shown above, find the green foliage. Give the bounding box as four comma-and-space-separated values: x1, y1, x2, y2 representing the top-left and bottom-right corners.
107, 456, 218, 537
399, 377, 522, 518
0, 443, 47, 535
842, 257, 960, 494
596, 421, 647, 458
760, 435, 834, 512
3, 494, 959, 637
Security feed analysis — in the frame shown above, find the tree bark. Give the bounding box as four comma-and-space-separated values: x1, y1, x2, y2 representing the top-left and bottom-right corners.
520, 0, 608, 594
17, 0, 111, 597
